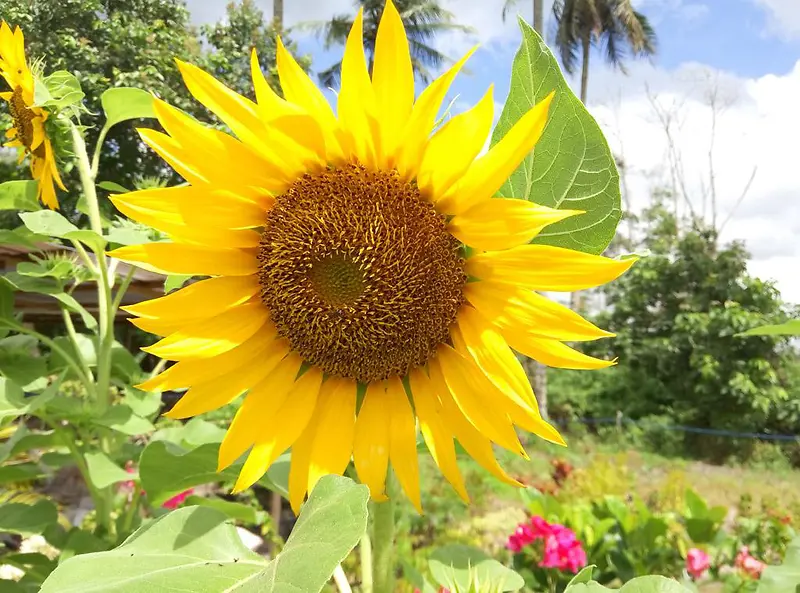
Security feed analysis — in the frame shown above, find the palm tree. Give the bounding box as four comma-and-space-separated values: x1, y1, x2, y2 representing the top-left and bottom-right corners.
552, 0, 657, 104
303, 0, 473, 89
503, 0, 545, 34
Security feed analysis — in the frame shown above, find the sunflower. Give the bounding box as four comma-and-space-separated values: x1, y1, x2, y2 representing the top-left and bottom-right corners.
109, 0, 634, 513
0, 21, 65, 210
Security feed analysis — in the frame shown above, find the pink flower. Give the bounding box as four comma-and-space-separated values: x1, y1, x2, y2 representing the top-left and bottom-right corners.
162, 488, 194, 510
735, 547, 765, 579
507, 516, 586, 573
686, 548, 711, 579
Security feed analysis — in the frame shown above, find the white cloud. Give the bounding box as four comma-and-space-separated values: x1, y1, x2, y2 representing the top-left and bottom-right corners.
753, 0, 800, 39
588, 59, 800, 303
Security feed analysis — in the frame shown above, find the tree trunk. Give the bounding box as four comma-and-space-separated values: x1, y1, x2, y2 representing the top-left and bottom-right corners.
523, 357, 548, 420
273, 0, 284, 29
579, 32, 590, 104
571, 33, 591, 312
533, 0, 543, 34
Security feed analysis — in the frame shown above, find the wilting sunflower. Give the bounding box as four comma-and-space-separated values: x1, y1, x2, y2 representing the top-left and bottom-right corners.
0, 21, 65, 209
110, 1, 633, 512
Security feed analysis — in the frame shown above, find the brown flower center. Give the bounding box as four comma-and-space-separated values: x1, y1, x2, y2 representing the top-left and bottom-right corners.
8, 86, 36, 151
257, 164, 466, 383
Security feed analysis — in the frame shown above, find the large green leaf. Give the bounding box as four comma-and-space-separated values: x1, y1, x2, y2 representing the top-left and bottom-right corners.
0, 500, 58, 536
39, 506, 266, 593
139, 441, 289, 506
429, 545, 524, 592
0, 181, 40, 211
93, 404, 154, 436
101, 88, 156, 129
40, 476, 368, 593
492, 20, 621, 254
0, 376, 59, 424
566, 576, 692, 592
757, 536, 800, 593
19, 211, 106, 252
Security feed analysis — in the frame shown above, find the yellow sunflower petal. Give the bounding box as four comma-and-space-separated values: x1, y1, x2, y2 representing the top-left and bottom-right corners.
464, 280, 613, 342
306, 377, 358, 499
288, 408, 318, 514
216, 353, 303, 468
138, 333, 284, 393
438, 91, 555, 215
449, 200, 583, 251
418, 85, 494, 200
503, 328, 616, 370
452, 310, 565, 446
386, 377, 421, 512
249, 49, 328, 166
275, 37, 343, 163
466, 245, 638, 292
353, 381, 390, 501
409, 368, 469, 502
112, 185, 268, 231
166, 340, 290, 420
232, 367, 323, 494
432, 346, 525, 456
123, 275, 259, 321
152, 98, 291, 189
108, 243, 258, 277
142, 302, 271, 360
427, 364, 521, 487
372, 0, 414, 166
395, 46, 477, 180
337, 8, 379, 167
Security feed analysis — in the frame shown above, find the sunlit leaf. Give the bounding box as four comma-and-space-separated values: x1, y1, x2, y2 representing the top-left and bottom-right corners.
492, 21, 621, 254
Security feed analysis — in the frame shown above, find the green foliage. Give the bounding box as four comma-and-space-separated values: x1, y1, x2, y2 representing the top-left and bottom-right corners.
492, 21, 621, 255
757, 536, 800, 592
200, 0, 307, 100
576, 201, 798, 462
428, 545, 525, 592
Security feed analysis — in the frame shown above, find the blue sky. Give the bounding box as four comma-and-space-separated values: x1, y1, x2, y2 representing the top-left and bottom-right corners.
283, 0, 800, 111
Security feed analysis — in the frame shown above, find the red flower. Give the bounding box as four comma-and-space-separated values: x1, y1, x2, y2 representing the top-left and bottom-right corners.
686, 548, 711, 580
162, 488, 194, 510
735, 546, 766, 579
507, 516, 587, 573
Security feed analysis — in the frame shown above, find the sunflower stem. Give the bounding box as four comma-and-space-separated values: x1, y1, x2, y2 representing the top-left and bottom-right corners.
70, 122, 116, 536
360, 529, 373, 593
371, 473, 397, 593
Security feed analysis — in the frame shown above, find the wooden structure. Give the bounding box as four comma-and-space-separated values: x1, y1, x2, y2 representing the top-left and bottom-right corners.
0, 242, 166, 325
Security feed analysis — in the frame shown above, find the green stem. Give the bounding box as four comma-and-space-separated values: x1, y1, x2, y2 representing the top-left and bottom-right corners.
119, 486, 141, 539
69, 239, 97, 275
111, 266, 136, 314
50, 421, 105, 528
71, 122, 117, 538
360, 529, 374, 593
371, 477, 396, 593
90, 125, 110, 181
70, 123, 114, 418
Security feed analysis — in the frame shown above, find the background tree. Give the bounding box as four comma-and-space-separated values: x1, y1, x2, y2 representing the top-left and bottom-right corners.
549, 196, 799, 462
201, 0, 309, 101
551, 0, 657, 104
502, 0, 545, 34
305, 0, 472, 89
